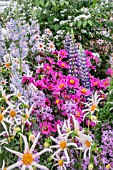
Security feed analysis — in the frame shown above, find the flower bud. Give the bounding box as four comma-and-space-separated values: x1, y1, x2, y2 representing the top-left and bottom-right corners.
29, 134, 35, 142
44, 141, 50, 148
14, 127, 21, 133
88, 163, 93, 170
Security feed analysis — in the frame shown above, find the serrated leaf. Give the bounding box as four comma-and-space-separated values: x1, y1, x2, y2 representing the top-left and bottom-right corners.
83, 20, 87, 28
77, 20, 82, 28
88, 20, 93, 26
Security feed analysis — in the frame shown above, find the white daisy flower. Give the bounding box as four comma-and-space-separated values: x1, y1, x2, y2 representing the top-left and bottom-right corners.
47, 41, 56, 52
36, 41, 45, 51
82, 91, 103, 120
52, 154, 71, 170
50, 125, 77, 162
5, 133, 52, 170
77, 133, 93, 159
62, 119, 72, 136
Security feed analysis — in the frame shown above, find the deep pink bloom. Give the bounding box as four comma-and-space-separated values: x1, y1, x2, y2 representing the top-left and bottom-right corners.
78, 86, 91, 96
53, 79, 67, 91
57, 60, 69, 69
86, 120, 96, 127
46, 57, 55, 65
67, 75, 79, 88
90, 77, 101, 88
40, 121, 52, 135
106, 68, 113, 77
100, 78, 111, 90
43, 63, 53, 72
58, 49, 68, 58
34, 80, 47, 89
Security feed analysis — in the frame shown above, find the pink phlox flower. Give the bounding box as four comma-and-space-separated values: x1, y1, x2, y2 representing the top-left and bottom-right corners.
58, 49, 68, 59
40, 121, 52, 135
67, 75, 79, 88
57, 60, 69, 69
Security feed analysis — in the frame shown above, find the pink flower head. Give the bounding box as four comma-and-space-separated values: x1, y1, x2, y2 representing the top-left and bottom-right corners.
90, 77, 101, 88
34, 80, 47, 89
54, 79, 67, 91
71, 94, 81, 103
67, 75, 79, 88
54, 97, 63, 109
46, 57, 55, 65
58, 49, 68, 58
100, 78, 110, 90
43, 63, 52, 72
86, 58, 92, 68
79, 86, 91, 96
40, 121, 52, 135
86, 119, 96, 127
57, 60, 69, 69
106, 68, 113, 77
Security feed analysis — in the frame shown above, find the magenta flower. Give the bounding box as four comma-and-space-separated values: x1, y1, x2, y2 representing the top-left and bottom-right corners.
40, 121, 52, 135
43, 63, 53, 72
106, 68, 113, 77
78, 86, 91, 96
57, 60, 69, 69
100, 78, 110, 90
67, 75, 79, 88
58, 49, 68, 59
53, 79, 67, 92
90, 77, 101, 88
46, 57, 55, 65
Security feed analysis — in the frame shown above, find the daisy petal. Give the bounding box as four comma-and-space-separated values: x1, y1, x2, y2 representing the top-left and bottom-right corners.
64, 148, 70, 162
7, 160, 22, 170
32, 161, 49, 170
5, 147, 23, 157
19, 133, 29, 153
30, 132, 40, 152
28, 165, 33, 170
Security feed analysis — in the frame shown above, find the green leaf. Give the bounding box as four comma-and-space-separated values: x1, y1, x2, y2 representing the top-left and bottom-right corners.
83, 20, 87, 28
60, 0, 65, 6
65, 1, 69, 5
40, 0, 44, 7
88, 20, 93, 26
45, 1, 50, 7
77, 20, 82, 28
50, 0, 56, 6
54, 24, 59, 31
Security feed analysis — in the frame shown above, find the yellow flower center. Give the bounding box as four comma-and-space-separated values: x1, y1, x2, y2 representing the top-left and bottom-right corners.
4, 168, 7, 170
85, 140, 91, 147
59, 141, 67, 149
22, 153, 33, 165
56, 99, 60, 104
47, 66, 50, 70
58, 159, 64, 166
5, 63, 10, 68
81, 88, 87, 93
94, 82, 98, 86
61, 63, 65, 67
59, 84, 64, 89
66, 127, 70, 133
70, 79, 75, 84
104, 81, 109, 85
90, 105, 97, 111
106, 164, 111, 169
17, 93, 21, 97
25, 114, 29, 119
10, 110, 17, 117
0, 114, 4, 122
76, 111, 80, 117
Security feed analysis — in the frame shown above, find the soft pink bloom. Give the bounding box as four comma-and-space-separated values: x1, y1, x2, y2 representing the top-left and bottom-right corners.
40, 121, 52, 135
58, 49, 68, 58
67, 75, 79, 88
46, 57, 55, 65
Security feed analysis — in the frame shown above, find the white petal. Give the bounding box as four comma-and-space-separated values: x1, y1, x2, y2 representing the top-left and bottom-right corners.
4, 147, 23, 158
50, 145, 59, 149
84, 148, 88, 159
64, 149, 70, 162
2, 160, 5, 169
1, 121, 9, 135
32, 161, 49, 170
19, 133, 29, 153
7, 160, 23, 170
50, 136, 59, 144
28, 165, 33, 170
57, 124, 62, 138
67, 142, 77, 147
30, 132, 40, 152
51, 148, 62, 158
36, 148, 53, 156
21, 164, 26, 170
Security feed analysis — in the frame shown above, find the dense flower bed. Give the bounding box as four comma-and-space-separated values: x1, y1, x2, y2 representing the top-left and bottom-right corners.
0, 1, 113, 170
